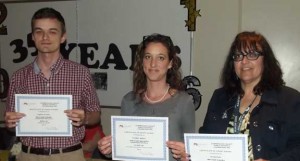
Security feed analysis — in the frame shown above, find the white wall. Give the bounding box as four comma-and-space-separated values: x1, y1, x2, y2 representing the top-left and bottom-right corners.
0, 0, 191, 107
103, 0, 241, 135
1, 0, 300, 136
193, 0, 300, 134
193, 0, 240, 133
241, 0, 300, 90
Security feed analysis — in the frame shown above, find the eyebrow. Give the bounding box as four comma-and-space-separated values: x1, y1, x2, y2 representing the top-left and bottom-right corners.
144, 52, 167, 56
33, 27, 60, 31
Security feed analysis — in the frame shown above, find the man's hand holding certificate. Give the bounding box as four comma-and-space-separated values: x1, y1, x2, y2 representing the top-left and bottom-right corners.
184, 134, 248, 161
15, 94, 72, 136
111, 116, 169, 161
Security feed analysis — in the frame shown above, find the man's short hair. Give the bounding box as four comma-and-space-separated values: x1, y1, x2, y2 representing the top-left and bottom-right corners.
31, 7, 66, 34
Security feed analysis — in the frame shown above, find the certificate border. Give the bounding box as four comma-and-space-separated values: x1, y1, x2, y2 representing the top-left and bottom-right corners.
15, 94, 72, 136
185, 134, 248, 161
112, 116, 168, 161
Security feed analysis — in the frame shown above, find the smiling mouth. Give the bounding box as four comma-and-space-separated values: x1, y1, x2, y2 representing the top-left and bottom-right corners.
41, 42, 51, 44
242, 67, 251, 71
149, 69, 159, 72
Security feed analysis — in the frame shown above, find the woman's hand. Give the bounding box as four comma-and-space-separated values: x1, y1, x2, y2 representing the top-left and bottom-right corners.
166, 141, 190, 161
98, 135, 112, 155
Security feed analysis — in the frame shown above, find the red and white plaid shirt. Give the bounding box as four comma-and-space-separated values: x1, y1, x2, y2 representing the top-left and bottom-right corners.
6, 56, 101, 148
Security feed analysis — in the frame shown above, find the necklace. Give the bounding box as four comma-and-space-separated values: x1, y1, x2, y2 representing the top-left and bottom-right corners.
233, 94, 258, 133
145, 85, 170, 103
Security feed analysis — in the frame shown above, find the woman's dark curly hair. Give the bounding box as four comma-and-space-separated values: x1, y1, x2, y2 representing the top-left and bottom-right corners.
221, 31, 285, 96
133, 33, 183, 98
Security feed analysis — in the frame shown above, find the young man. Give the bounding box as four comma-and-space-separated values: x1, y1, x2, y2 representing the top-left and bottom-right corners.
5, 7, 101, 161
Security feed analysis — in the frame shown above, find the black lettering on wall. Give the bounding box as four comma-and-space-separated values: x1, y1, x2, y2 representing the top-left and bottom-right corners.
100, 43, 128, 70
10, 39, 28, 63
78, 43, 99, 69
129, 44, 138, 70
8, 36, 183, 72
60, 42, 77, 59
27, 33, 37, 56
183, 75, 202, 111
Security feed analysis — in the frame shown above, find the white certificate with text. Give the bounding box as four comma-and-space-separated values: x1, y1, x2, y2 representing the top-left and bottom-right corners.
111, 116, 169, 161
184, 133, 248, 161
15, 94, 72, 136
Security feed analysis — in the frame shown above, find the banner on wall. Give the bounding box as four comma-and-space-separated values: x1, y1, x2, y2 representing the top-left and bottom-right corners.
0, 0, 193, 107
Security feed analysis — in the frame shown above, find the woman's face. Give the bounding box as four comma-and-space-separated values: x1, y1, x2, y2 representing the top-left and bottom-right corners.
143, 42, 172, 83
234, 48, 264, 86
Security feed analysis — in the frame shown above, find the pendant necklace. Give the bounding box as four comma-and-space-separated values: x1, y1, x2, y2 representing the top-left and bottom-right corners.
233, 94, 258, 134
145, 85, 170, 103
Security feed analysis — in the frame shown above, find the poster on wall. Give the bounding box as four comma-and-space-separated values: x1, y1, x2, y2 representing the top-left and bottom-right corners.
0, 0, 191, 107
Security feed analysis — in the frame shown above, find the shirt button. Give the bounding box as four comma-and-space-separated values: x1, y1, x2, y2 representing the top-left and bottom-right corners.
256, 145, 262, 152
269, 125, 274, 131
46, 83, 50, 87
253, 121, 258, 127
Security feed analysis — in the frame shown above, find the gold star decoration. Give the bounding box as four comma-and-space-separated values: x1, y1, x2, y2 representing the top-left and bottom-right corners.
180, 0, 201, 31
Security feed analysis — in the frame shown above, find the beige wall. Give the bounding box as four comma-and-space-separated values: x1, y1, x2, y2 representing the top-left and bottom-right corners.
100, 0, 300, 135
1, 0, 300, 136
193, 0, 240, 133
100, 0, 241, 135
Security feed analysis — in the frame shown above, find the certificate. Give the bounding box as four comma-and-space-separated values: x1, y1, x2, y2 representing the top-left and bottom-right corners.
15, 94, 72, 136
111, 116, 169, 161
184, 134, 248, 161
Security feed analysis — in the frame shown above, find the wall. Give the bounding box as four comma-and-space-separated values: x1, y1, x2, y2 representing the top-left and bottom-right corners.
102, 0, 241, 135
103, 0, 241, 135
193, 0, 300, 135
241, 0, 300, 90
193, 0, 240, 133
0, 0, 191, 107
0, 0, 192, 134
1, 0, 300, 136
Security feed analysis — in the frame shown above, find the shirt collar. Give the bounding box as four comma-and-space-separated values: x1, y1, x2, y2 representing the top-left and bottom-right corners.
226, 89, 279, 109
33, 56, 64, 75
260, 88, 278, 105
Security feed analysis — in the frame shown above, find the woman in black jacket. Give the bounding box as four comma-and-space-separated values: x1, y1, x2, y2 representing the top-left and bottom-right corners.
167, 31, 300, 161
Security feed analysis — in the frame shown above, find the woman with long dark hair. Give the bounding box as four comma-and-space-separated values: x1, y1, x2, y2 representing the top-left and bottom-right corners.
168, 31, 300, 161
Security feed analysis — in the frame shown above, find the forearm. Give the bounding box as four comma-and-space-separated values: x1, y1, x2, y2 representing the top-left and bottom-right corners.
85, 111, 101, 126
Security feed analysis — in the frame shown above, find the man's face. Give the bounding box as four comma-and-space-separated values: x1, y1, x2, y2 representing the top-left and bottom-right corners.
32, 18, 66, 55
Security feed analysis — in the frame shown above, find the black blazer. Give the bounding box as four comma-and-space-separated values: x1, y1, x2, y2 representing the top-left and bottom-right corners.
199, 86, 300, 161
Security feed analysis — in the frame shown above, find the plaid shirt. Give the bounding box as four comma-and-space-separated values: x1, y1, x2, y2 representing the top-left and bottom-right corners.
6, 56, 101, 148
